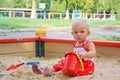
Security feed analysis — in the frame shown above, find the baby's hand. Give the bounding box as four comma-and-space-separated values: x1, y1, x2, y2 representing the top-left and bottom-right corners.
78, 53, 86, 59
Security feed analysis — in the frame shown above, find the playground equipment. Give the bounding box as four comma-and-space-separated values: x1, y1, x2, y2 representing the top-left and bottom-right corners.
0, 37, 120, 57
0, 8, 117, 20
0, 37, 119, 77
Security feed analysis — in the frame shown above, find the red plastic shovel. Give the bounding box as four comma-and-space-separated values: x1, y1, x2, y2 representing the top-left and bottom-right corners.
6, 62, 25, 71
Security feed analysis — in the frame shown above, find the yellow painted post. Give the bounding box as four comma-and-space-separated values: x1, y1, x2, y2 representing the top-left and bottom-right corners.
35, 29, 46, 37
13, 12, 15, 17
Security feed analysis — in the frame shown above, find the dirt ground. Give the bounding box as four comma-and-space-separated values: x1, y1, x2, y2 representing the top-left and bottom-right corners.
0, 27, 120, 80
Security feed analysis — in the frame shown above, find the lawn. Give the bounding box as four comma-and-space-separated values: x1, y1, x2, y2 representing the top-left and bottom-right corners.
0, 17, 120, 29
90, 36, 120, 41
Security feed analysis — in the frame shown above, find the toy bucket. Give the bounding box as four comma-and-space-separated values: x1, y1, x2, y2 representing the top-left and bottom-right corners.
63, 52, 81, 77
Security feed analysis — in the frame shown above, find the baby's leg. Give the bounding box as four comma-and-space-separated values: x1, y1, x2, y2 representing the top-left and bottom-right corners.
32, 59, 65, 76
53, 59, 65, 72
78, 60, 94, 76
44, 60, 65, 76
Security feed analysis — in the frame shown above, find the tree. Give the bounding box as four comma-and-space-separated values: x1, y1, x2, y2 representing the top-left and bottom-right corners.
14, 0, 26, 8
0, 0, 120, 17
24, 0, 32, 8
0, 0, 14, 8
71, 0, 94, 13
55, 0, 71, 19
51, 0, 65, 12
55, 0, 72, 19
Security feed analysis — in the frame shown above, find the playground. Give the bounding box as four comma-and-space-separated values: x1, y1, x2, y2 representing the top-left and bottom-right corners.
0, 0, 120, 79
0, 27, 120, 80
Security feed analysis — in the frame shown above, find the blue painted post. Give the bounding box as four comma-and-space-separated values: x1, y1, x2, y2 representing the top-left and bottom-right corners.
35, 40, 45, 57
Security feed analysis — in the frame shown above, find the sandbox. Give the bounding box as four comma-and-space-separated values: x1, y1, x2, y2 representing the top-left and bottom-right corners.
0, 37, 120, 80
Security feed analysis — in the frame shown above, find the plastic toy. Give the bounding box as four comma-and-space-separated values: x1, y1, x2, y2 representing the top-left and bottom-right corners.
6, 57, 40, 71
75, 52, 84, 70
6, 61, 40, 71
63, 52, 84, 77
6, 62, 25, 71
26, 61, 40, 65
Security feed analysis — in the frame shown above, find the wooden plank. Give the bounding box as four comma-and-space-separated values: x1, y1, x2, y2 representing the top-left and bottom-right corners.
96, 46, 120, 57
45, 42, 120, 58
45, 52, 64, 58
0, 42, 35, 54
0, 38, 119, 58
45, 42, 73, 54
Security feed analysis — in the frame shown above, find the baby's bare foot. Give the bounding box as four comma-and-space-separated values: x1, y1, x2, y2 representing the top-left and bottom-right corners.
44, 67, 54, 76
32, 64, 43, 75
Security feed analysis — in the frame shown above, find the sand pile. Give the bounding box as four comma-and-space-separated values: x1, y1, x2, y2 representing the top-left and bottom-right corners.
0, 53, 120, 80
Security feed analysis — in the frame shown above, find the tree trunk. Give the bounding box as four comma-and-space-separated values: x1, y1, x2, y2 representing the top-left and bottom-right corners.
31, 0, 36, 19
65, 0, 70, 20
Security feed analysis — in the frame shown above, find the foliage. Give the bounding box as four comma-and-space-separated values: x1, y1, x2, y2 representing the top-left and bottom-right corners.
24, 0, 32, 8
50, 0, 66, 12
0, 0, 14, 8
0, 0, 120, 14
14, 0, 26, 8
70, 0, 94, 12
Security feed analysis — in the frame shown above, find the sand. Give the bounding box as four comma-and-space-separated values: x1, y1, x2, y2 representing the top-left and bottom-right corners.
0, 53, 120, 80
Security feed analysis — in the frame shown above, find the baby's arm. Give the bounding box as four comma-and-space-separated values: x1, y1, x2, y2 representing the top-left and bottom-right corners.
79, 42, 96, 59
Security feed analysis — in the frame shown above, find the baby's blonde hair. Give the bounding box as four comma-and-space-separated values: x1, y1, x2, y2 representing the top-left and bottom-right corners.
72, 19, 90, 32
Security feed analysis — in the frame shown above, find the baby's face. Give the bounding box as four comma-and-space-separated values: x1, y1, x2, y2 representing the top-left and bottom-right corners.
72, 26, 90, 43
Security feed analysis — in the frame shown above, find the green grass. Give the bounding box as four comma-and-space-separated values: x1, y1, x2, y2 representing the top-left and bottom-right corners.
0, 17, 73, 29
0, 17, 120, 29
88, 20, 120, 27
91, 36, 120, 41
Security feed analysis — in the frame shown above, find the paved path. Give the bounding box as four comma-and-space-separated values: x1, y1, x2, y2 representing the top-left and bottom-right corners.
0, 27, 120, 39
